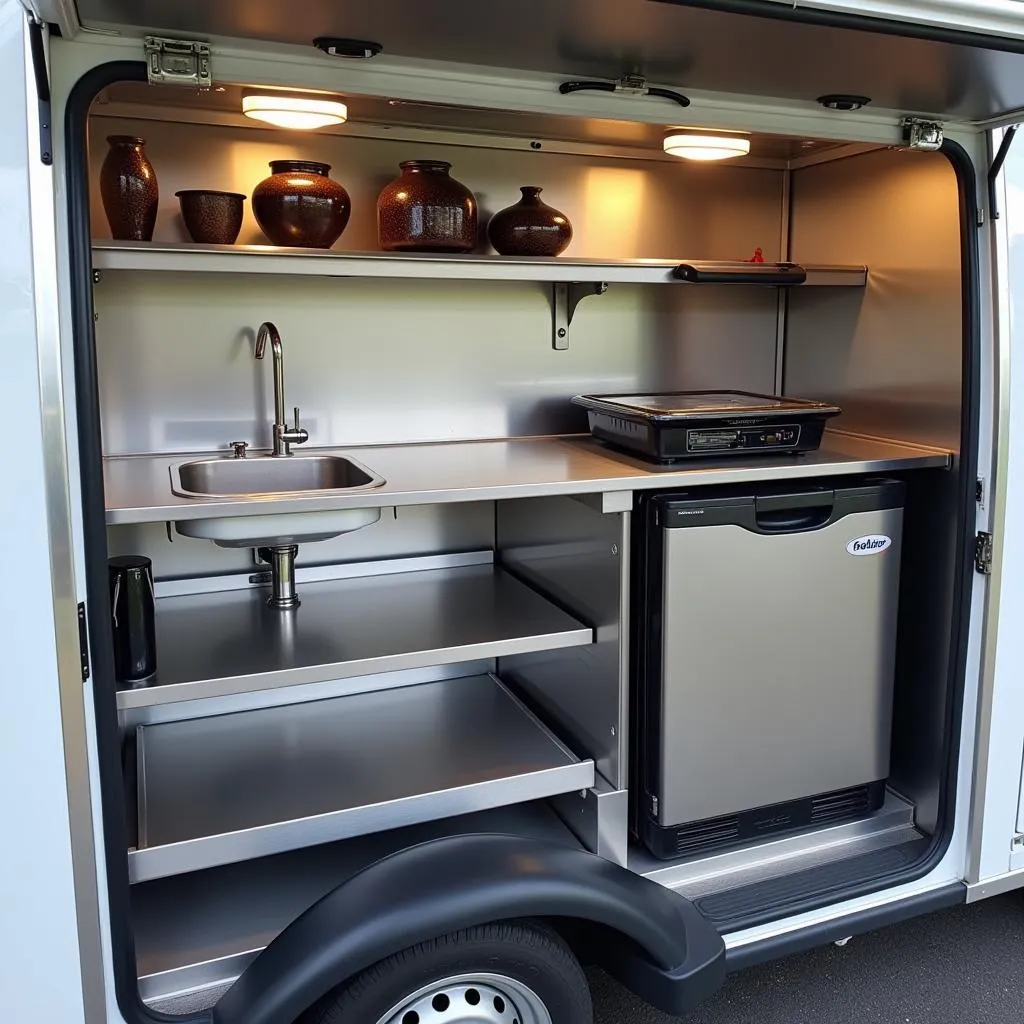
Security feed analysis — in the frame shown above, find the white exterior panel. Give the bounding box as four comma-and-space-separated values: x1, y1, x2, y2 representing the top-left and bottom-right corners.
0, 4, 93, 1021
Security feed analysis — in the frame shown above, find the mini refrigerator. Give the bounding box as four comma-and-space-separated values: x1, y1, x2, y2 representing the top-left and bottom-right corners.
634, 478, 905, 860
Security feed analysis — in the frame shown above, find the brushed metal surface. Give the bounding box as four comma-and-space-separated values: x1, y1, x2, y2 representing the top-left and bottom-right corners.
550, 778, 630, 866
786, 148, 963, 452
130, 674, 594, 880
132, 803, 581, 1006
172, 453, 383, 496
90, 115, 784, 457
90, 116, 784, 259
99, 82, 866, 167
657, 506, 904, 826
76, 0, 1024, 122
498, 494, 629, 786
631, 790, 919, 897
92, 242, 867, 287
103, 435, 952, 525
107, 502, 496, 582
122, 662, 492, 731
174, 507, 382, 547
119, 564, 593, 708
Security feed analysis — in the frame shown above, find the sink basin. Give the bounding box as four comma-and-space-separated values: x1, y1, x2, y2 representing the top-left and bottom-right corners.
171, 454, 384, 498
169, 454, 386, 548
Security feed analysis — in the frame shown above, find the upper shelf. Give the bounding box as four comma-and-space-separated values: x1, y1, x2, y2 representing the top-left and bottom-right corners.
91, 242, 868, 288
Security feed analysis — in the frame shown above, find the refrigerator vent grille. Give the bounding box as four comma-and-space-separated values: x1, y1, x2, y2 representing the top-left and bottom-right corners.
810, 784, 874, 824
673, 817, 741, 855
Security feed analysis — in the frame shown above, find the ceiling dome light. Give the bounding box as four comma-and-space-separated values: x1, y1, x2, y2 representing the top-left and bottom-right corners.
663, 133, 751, 161
242, 94, 348, 130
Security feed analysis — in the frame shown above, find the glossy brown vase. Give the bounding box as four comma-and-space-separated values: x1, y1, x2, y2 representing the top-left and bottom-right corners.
377, 160, 477, 253
100, 136, 158, 242
488, 186, 572, 257
175, 190, 246, 245
252, 161, 351, 249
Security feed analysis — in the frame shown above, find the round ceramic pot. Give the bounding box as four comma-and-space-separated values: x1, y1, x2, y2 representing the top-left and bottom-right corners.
176, 190, 246, 245
100, 136, 159, 242
377, 160, 477, 253
488, 186, 573, 257
252, 160, 351, 249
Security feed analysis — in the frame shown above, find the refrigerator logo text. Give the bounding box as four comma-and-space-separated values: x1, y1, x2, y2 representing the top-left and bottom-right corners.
846, 534, 892, 555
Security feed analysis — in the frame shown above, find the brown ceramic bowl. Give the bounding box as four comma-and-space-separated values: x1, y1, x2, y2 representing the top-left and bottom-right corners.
176, 190, 246, 245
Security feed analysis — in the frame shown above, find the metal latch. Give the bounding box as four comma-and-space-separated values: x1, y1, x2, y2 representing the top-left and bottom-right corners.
145, 37, 212, 89
77, 602, 90, 682
975, 531, 993, 575
902, 118, 944, 152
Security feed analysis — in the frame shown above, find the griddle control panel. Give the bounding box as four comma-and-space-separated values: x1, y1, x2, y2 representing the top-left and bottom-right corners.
685, 423, 801, 453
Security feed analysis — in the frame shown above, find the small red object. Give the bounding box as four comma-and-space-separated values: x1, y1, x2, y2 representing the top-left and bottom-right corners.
745, 247, 765, 263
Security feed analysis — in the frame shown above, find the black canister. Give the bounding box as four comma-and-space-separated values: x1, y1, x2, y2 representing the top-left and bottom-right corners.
109, 555, 156, 683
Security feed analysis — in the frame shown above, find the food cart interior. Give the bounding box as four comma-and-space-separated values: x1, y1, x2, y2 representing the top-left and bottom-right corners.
75, 50, 973, 1014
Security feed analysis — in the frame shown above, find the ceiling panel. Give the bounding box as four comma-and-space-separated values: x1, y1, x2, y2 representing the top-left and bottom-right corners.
98, 82, 859, 165
74, 0, 1024, 121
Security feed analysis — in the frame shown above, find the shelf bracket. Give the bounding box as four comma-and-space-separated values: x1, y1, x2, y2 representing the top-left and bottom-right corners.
552, 282, 607, 350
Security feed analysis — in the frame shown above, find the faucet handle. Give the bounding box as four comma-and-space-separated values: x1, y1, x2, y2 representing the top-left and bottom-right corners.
293, 407, 302, 431
230, 441, 249, 459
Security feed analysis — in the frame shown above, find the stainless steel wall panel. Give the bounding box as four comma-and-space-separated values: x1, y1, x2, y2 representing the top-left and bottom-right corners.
786, 149, 962, 451
497, 495, 628, 787
90, 116, 782, 455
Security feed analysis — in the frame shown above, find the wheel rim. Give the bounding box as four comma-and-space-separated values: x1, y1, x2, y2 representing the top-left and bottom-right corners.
375, 972, 553, 1024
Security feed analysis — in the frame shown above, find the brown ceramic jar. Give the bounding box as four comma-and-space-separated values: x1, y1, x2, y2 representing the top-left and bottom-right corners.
100, 136, 159, 242
175, 190, 246, 245
488, 187, 572, 257
377, 160, 477, 253
252, 161, 351, 249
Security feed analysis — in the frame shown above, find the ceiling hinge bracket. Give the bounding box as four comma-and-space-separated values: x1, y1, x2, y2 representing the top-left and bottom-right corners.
145, 36, 212, 89
27, 18, 51, 165
988, 124, 1020, 221
975, 531, 993, 575
552, 282, 607, 349
901, 117, 944, 152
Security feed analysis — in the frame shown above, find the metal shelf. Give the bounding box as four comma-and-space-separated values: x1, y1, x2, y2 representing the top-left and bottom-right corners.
91, 241, 867, 287
129, 673, 595, 882
119, 564, 593, 709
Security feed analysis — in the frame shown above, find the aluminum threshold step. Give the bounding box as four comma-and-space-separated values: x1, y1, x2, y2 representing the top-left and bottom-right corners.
631, 790, 919, 900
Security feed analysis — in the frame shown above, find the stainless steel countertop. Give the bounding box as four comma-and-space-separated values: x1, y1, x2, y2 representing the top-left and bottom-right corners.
103, 432, 953, 525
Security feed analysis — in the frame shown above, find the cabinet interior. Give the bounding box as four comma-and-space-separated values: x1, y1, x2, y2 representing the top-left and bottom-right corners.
86, 78, 966, 1013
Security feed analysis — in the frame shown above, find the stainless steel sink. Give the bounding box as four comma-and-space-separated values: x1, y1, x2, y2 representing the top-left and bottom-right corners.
171, 454, 384, 499
169, 454, 387, 548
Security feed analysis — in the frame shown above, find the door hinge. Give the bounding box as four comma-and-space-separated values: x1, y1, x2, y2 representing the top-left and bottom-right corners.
77, 602, 90, 682
901, 117, 944, 152
975, 531, 994, 575
145, 36, 212, 89
27, 19, 52, 165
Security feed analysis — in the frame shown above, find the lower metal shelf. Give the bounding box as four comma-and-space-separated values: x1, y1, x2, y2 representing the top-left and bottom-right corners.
129, 673, 594, 883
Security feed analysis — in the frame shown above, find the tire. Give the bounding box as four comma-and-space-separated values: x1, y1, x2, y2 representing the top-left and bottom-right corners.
303, 920, 593, 1024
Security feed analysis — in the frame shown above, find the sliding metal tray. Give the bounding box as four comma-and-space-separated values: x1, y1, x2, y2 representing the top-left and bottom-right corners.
120, 564, 593, 709
129, 673, 594, 882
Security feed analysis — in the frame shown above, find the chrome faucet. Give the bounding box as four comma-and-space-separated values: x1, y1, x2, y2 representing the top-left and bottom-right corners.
255, 321, 309, 457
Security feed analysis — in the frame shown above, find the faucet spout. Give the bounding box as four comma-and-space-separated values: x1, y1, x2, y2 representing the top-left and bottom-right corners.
255, 322, 309, 457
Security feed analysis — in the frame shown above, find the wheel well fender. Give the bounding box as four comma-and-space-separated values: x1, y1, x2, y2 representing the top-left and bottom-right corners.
212, 833, 723, 1024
